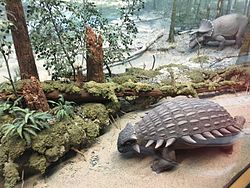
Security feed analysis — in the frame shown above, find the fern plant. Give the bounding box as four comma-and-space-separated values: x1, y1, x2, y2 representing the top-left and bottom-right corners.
1, 107, 53, 144
49, 95, 75, 121
0, 96, 23, 116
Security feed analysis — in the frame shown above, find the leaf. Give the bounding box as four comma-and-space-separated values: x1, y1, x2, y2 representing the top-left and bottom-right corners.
48, 100, 59, 106
25, 111, 34, 123
26, 124, 41, 131
3, 125, 15, 137
23, 132, 31, 145
17, 122, 25, 138
23, 127, 37, 137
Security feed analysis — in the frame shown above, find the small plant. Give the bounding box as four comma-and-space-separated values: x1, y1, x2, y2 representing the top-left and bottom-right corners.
0, 96, 23, 116
49, 95, 75, 121
1, 107, 53, 144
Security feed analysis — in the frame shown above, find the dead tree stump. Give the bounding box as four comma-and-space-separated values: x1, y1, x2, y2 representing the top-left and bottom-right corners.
22, 77, 50, 111
237, 23, 250, 65
86, 26, 105, 83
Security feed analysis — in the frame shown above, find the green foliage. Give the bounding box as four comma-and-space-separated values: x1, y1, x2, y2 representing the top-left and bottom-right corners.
0, 2, 12, 58
49, 95, 75, 121
27, 0, 144, 80
1, 107, 53, 145
0, 96, 23, 116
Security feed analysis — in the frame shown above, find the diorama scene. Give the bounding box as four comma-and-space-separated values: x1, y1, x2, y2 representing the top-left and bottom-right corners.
0, 0, 250, 187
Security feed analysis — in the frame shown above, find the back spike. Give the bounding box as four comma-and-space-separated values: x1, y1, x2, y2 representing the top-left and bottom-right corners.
145, 140, 154, 148
155, 139, 164, 149
165, 138, 176, 147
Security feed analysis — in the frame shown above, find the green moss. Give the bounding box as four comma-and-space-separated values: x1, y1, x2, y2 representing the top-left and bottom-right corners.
45, 146, 66, 162
0, 147, 7, 175
219, 80, 237, 86
122, 80, 154, 92
190, 55, 209, 64
0, 82, 13, 94
82, 103, 109, 128
29, 154, 47, 174
0, 80, 25, 95
66, 119, 87, 146
42, 81, 81, 94
156, 63, 189, 71
84, 81, 121, 103
191, 82, 207, 89
31, 119, 87, 158
160, 85, 177, 96
176, 84, 198, 97
1, 136, 27, 161
111, 75, 137, 85
187, 69, 205, 83
3, 162, 20, 188
208, 82, 220, 91
105, 101, 121, 115
31, 122, 68, 155
81, 120, 100, 139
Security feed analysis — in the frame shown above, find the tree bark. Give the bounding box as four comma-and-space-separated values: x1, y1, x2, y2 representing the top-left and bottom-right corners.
22, 77, 50, 111
216, 0, 224, 18
244, 0, 250, 15
226, 0, 232, 14
195, 0, 202, 22
167, 0, 177, 43
86, 26, 105, 83
5, 0, 39, 80
236, 22, 250, 65
247, 0, 250, 16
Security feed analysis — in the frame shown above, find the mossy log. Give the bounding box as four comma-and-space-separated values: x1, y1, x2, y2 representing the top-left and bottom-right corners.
38, 81, 248, 103
1, 65, 250, 103
0, 81, 247, 103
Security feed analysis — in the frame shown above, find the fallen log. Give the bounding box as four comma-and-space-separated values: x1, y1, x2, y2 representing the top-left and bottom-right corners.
0, 80, 247, 103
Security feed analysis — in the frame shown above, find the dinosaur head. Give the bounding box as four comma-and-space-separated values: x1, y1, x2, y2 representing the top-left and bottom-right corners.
189, 19, 214, 49
117, 123, 140, 153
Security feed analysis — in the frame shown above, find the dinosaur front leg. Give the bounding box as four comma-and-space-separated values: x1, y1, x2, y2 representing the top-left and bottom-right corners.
214, 35, 226, 50
151, 148, 178, 173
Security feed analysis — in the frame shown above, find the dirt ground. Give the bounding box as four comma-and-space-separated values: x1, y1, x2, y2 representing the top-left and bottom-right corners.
21, 93, 250, 188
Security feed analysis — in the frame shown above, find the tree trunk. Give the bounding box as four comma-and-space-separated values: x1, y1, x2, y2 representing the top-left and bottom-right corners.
5, 0, 39, 80
86, 26, 105, 83
236, 22, 250, 65
226, 0, 232, 14
195, 0, 202, 22
22, 77, 50, 111
216, 0, 224, 18
167, 0, 177, 43
244, 0, 249, 15
247, 0, 250, 16
207, 5, 211, 19
232, 0, 237, 11
153, 0, 157, 10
